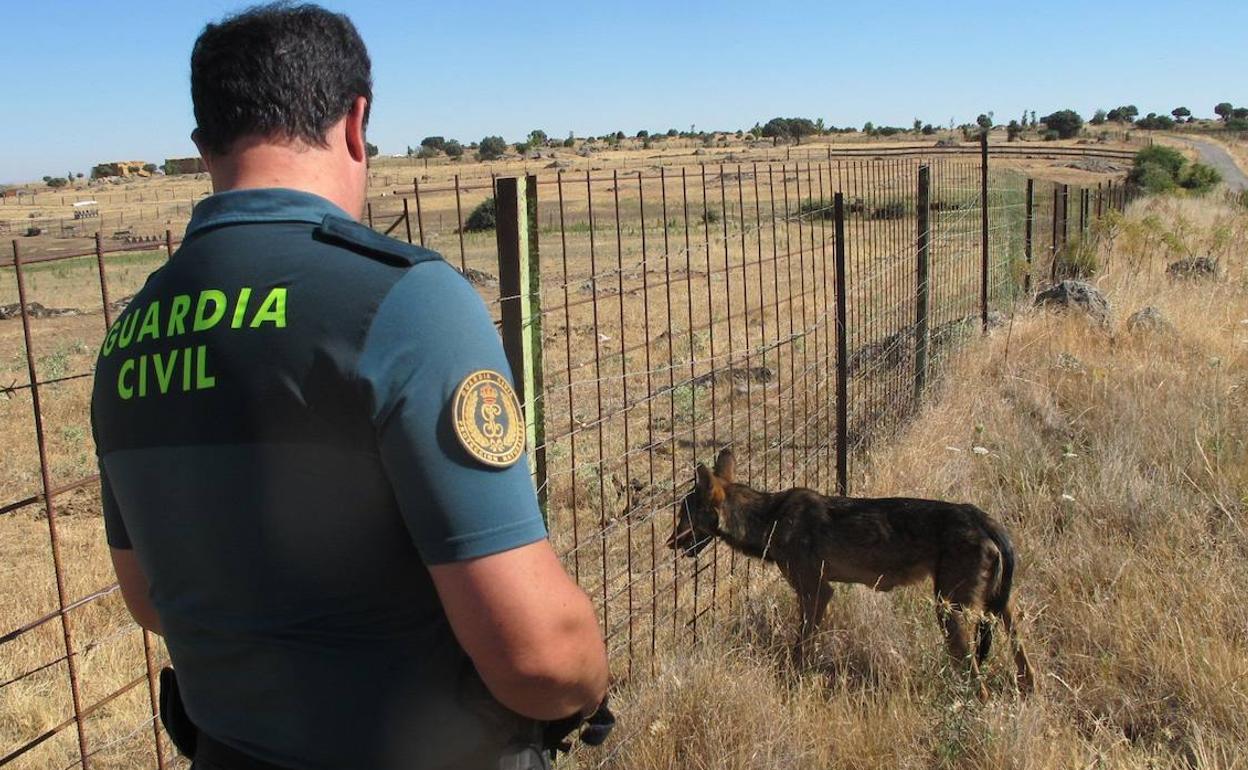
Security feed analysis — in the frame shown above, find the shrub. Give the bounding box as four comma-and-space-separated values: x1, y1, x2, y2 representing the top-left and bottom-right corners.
1133, 145, 1186, 178
1043, 129, 1060, 141
563, 134, 576, 148
365, 141, 379, 158
1178, 162, 1221, 194
870, 201, 907, 220
416, 145, 439, 159
701, 207, 720, 225
45, 177, 68, 189
1132, 162, 1177, 193
1041, 109, 1083, 139
444, 140, 464, 159
797, 198, 835, 220
1053, 234, 1098, 279
463, 198, 497, 232
1227, 118, 1248, 132
421, 136, 446, 152
476, 136, 507, 161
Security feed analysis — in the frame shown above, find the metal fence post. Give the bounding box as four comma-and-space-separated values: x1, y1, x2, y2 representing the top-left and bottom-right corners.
495, 177, 548, 518
914, 165, 931, 403
979, 131, 989, 332
1024, 178, 1034, 294
833, 193, 848, 496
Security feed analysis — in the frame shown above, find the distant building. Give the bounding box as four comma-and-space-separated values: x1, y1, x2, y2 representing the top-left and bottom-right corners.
163, 157, 206, 176
91, 161, 152, 179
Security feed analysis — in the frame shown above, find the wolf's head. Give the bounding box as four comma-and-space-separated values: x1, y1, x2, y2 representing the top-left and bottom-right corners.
667, 449, 735, 557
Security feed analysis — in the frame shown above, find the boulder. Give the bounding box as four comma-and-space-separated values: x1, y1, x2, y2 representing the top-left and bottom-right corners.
1126, 306, 1172, 334
1166, 257, 1218, 280
1034, 280, 1110, 324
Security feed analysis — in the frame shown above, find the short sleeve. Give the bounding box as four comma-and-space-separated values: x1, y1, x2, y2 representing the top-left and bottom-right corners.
99, 462, 132, 549
357, 261, 547, 565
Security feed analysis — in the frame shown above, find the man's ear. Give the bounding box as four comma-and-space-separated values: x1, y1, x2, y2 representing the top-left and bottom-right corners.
695, 464, 713, 495
713, 449, 735, 483
190, 129, 214, 174
344, 95, 369, 163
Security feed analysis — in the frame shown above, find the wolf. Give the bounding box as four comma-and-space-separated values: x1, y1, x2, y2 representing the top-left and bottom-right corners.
667, 449, 1035, 700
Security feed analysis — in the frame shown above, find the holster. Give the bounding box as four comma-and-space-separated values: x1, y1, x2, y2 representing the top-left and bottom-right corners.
158, 667, 199, 759
541, 697, 616, 760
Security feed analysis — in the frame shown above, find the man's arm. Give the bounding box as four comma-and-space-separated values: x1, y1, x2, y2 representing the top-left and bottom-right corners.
110, 547, 163, 635
429, 540, 607, 721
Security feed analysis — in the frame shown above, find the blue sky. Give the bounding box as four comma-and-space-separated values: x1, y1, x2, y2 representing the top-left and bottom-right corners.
1, 0, 1244, 183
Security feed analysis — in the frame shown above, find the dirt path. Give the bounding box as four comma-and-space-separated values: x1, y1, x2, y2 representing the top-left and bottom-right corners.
1172, 136, 1248, 192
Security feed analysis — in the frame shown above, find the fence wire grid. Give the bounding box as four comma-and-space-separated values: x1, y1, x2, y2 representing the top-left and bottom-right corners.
0, 145, 1135, 769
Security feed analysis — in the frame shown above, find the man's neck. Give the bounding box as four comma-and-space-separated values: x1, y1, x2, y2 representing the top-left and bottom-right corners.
205, 139, 362, 220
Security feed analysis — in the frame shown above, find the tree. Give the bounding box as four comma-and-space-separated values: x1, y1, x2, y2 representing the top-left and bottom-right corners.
1090, 109, 1108, 125
416, 145, 439, 159
912, 118, 923, 133
476, 136, 507, 160
444, 140, 464, 159
976, 114, 992, 131
46, 177, 68, 188
365, 141, 379, 158
528, 129, 548, 147
421, 136, 446, 152
143, 163, 158, 174
862, 121, 875, 135
761, 117, 791, 144
787, 117, 817, 144
636, 130, 649, 139
1232, 107, 1248, 120
1215, 102, 1234, 121
1042, 109, 1084, 139
921, 124, 935, 135
1136, 113, 1175, 130
1108, 105, 1138, 123
1029, 110, 1037, 127
1006, 120, 1023, 142
563, 132, 576, 148
1171, 107, 1191, 122
814, 118, 825, 135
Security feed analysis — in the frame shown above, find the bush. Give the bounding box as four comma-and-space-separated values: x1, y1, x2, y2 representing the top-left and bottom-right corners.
1132, 145, 1186, 178
1178, 162, 1221, 194
870, 201, 907, 220
797, 198, 835, 220
1053, 235, 1098, 279
1043, 129, 1060, 141
444, 140, 464, 159
701, 207, 720, 225
1041, 109, 1083, 139
463, 198, 499, 232
365, 141, 379, 158
45, 177, 68, 189
476, 136, 507, 161
1227, 118, 1248, 132
421, 136, 446, 152
1132, 162, 1177, 193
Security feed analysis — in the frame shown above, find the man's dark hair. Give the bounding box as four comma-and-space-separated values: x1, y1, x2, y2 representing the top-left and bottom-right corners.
191, 3, 372, 155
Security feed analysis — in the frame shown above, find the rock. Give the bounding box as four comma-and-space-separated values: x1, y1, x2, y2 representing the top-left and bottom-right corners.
0, 302, 80, 321
1166, 257, 1218, 280
460, 267, 498, 288
1126, 306, 1172, 333
1034, 280, 1110, 324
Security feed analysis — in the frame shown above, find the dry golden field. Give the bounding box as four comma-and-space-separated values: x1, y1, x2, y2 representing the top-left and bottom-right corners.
581, 192, 1248, 769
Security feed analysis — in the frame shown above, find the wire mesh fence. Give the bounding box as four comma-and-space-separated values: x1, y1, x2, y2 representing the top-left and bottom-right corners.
0, 146, 1135, 769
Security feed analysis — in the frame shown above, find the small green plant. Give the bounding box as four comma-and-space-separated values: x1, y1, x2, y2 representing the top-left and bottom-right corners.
1178, 162, 1221, 194
463, 198, 497, 232
1053, 234, 1099, 279
701, 207, 720, 225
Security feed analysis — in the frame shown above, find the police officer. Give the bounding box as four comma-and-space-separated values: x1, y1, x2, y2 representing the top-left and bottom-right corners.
91, 5, 609, 768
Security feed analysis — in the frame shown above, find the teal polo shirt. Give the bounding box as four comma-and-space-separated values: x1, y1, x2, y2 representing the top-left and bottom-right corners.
90, 188, 548, 769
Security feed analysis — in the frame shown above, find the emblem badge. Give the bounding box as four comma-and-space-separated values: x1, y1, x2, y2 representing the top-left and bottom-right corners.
452, 370, 525, 468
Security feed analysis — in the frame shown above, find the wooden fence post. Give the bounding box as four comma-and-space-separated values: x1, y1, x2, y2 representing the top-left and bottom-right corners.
495, 176, 548, 518
833, 193, 849, 496
914, 165, 931, 404
979, 131, 989, 332
1024, 178, 1034, 293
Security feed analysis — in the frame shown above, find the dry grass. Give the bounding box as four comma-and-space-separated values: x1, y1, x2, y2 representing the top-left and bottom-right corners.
579, 194, 1248, 769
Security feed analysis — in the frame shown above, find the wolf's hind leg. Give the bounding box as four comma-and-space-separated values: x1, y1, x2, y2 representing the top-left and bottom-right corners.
782, 562, 832, 666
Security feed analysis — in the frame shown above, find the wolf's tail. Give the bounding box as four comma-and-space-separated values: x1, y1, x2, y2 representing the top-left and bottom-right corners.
976, 516, 1016, 664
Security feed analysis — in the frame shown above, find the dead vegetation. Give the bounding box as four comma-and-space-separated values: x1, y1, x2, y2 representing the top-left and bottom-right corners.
578, 194, 1248, 769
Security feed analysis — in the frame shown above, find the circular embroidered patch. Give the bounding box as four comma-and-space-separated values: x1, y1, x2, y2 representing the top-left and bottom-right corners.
452, 370, 525, 468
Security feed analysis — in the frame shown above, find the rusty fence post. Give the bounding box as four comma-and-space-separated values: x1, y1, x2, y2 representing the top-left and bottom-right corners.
402, 198, 413, 244
1024, 178, 1034, 294
833, 193, 848, 496
914, 165, 931, 404
979, 131, 989, 332
12, 240, 93, 769
495, 177, 548, 520
413, 178, 426, 247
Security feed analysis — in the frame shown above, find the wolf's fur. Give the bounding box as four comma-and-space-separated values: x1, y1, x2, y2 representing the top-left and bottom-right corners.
667, 449, 1035, 699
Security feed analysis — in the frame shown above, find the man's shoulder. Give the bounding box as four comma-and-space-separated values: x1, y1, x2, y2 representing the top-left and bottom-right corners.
312, 214, 445, 268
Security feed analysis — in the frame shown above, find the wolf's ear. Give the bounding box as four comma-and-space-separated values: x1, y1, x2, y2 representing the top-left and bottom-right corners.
713, 449, 735, 483
695, 463, 714, 495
